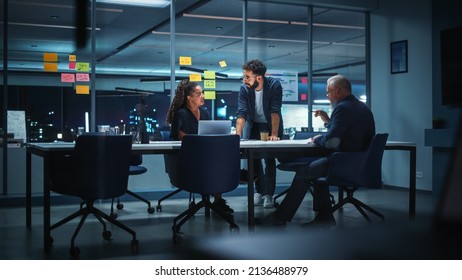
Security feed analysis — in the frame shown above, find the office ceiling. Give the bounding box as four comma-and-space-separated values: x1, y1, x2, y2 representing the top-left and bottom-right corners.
2, 0, 371, 83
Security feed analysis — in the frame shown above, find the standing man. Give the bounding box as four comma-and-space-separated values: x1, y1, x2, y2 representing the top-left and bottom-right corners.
236, 59, 284, 208
262, 74, 375, 226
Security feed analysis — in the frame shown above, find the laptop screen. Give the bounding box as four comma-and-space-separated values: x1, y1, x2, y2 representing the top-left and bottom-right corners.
198, 120, 232, 135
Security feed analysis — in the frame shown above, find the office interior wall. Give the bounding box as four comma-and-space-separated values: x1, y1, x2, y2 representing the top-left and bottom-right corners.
370, 0, 432, 191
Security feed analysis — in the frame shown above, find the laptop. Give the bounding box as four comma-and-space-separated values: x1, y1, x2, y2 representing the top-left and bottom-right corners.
198, 120, 232, 135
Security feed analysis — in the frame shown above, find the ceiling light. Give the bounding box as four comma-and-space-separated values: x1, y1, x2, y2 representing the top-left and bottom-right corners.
97, 0, 170, 8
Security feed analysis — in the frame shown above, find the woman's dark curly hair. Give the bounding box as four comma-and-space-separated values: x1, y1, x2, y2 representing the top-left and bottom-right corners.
166, 79, 199, 124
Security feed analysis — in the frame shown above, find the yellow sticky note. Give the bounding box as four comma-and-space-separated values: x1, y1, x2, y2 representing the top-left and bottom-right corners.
204, 71, 216, 80
69, 55, 77, 62
189, 73, 202, 82
76, 85, 90, 94
179, 56, 192, 66
204, 91, 216, 100
43, 53, 58, 62
76, 62, 90, 72
43, 62, 58, 72
219, 60, 227, 67
204, 79, 216, 89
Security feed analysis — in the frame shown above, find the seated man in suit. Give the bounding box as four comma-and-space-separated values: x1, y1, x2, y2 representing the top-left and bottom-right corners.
262, 74, 376, 227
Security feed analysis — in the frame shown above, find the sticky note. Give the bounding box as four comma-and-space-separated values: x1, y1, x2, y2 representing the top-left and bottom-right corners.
301, 77, 308, 84
204, 79, 216, 89
69, 55, 77, 62
76, 73, 90, 82
61, 73, 75, 83
189, 73, 202, 82
179, 56, 192, 66
76, 85, 90, 94
43, 53, 58, 62
204, 71, 216, 80
204, 91, 216, 100
219, 60, 227, 67
69, 61, 76, 70
44, 63, 58, 72
76, 62, 90, 72
301, 93, 307, 101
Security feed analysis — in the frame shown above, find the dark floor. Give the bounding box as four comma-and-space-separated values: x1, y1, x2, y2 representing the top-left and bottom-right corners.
0, 186, 455, 260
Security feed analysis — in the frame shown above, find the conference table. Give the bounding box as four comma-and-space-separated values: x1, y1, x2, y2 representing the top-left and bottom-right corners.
25, 139, 416, 252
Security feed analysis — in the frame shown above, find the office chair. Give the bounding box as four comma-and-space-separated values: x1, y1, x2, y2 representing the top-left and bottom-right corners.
275, 131, 335, 208
110, 154, 155, 219
172, 134, 241, 244
315, 133, 389, 222
49, 134, 139, 258
156, 130, 195, 212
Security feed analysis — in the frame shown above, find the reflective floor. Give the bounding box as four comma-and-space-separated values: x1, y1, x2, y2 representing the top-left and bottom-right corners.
0, 187, 451, 260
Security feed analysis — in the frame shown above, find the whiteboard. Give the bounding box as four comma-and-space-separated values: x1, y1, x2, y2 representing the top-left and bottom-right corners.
7, 110, 27, 142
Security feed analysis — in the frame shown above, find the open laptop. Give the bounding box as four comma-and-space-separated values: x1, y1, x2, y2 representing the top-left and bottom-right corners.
198, 120, 232, 135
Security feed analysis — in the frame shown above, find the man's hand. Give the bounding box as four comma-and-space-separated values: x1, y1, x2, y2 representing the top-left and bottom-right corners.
313, 110, 330, 124
268, 135, 280, 141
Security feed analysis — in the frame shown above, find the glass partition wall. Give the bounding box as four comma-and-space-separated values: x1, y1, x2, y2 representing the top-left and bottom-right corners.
1, 0, 368, 192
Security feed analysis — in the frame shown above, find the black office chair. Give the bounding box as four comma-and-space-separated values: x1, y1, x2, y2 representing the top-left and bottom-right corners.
315, 133, 389, 222
49, 134, 139, 258
275, 131, 335, 208
110, 154, 155, 219
172, 134, 241, 244
156, 130, 195, 212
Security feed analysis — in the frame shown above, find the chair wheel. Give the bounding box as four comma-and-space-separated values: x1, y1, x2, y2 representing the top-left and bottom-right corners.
110, 212, 118, 219
117, 203, 124, 210
156, 205, 162, 212
172, 234, 182, 244
131, 239, 140, 252
147, 207, 155, 214
102, 230, 112, 240
229, 225, 240, 232
70, 246, 80, 258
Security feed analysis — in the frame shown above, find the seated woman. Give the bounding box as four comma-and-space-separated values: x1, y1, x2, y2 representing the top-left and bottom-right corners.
165, 79, 234, 214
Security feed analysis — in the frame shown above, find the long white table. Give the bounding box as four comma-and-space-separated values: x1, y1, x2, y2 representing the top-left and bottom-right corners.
25, 139, 416, 252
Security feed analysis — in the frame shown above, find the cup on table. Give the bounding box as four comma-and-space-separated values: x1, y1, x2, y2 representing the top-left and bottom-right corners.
260, 130, 269, 141
289, 127, 296, 140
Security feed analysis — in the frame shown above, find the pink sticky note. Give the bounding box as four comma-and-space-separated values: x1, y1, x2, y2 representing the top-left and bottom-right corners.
61, 73, 75, 83
76, 73, 90, 82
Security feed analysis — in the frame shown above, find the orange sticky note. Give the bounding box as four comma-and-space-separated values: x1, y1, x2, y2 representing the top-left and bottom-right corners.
204, 91, 216, 100
44, 62, 58, 72
179, 56, 192, 66
76, 85, 90, 94
43, 53, 58, 62
69, 54, 76, 62
61, 73, 75, 83
189, 73, 202, 82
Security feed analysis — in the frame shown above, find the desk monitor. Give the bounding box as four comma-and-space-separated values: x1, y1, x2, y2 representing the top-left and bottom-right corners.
198, 120, 231, 135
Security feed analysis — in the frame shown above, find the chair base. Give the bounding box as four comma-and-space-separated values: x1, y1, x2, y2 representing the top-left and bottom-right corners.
332, 187, 384, 222
156, 189, 195, 212
111, 190, 155, 219
50, 201, 139, 258
172, 195, 239, 244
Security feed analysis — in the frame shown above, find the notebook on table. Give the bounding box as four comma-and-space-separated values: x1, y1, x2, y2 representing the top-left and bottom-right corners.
198, 120, 232, 135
